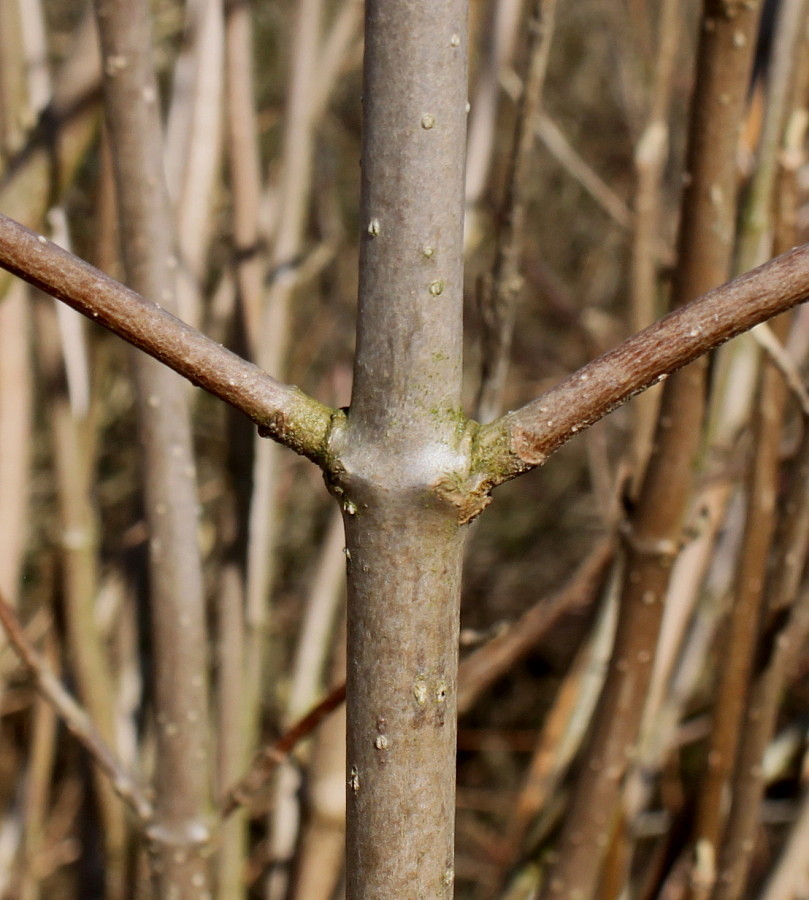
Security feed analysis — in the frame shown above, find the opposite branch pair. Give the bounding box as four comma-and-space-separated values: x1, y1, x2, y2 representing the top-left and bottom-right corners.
3, 210, 809, 501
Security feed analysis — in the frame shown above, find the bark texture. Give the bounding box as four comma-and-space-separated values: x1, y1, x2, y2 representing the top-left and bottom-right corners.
94, 0, 213, 894
333, 2, 470, 896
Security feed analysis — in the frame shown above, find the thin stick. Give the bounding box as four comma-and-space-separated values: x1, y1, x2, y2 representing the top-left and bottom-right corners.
535, 3, 763, 894
475, 0, 557, 424
753, 321, 809, 415
474, 240, 809, 495
457, 535, 615, 714
221, 682, 347, 817
537, 115, 632, 230
0, 592, 153, 823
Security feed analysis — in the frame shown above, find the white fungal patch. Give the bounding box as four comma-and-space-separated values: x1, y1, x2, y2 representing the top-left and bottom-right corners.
421, 113, 436, 130
429, 280, 444, 296
367, 218, 380, 237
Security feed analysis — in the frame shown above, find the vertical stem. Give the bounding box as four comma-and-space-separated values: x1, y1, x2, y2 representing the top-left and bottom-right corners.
475, 0, 557, 425
0, 283, 31, 604
337, 3, 469, 897
94, 1, 212, 895
539, 2, 763, 896
256, 4, 324, 895
223, 0, 264, 352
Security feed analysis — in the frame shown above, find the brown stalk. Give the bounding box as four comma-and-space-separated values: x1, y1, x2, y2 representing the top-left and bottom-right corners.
0, 282, 31, 604
624, 478, 733, 841
0, 5, 100, 281
243, 15, 324, 835
221, 681, 347, 817
629, 0, 681, 482
268, 506, 346, 900
251, 4, 328, 895
213, 541, 247, 897
93, 0, 213, 894
691, 318, 789, 899
36, 291, 129, 897
536, 4, 763, 896
0, 591, 152, 823
474, 239, 809, 492
164, 0, 224, 330
465, 0, 526, 253
273, 505, 349, 893
457, 534, 615, 715
18, 638, 58, 900
687, 4, 809, 894
711, 401, 809, 898
475, 0, 557, 425
223, 0, 264, 352
710, 22, 809, 889
290, 613, 348, 900
496, 596, 622, 895
218, 1, 265, 892
33, 138, 125, 895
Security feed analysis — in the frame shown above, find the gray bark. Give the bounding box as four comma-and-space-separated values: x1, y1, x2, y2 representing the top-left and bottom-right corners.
332, 2, 469, 896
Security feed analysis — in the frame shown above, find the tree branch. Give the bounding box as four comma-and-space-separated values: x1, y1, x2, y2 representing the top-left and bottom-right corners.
474, 242, 809, 492
0, 212, 336, 465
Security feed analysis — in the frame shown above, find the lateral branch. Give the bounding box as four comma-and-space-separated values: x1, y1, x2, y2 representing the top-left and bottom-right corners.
3, 212, 809, 497
476, 242, 809, 487
0, 213, 335, 465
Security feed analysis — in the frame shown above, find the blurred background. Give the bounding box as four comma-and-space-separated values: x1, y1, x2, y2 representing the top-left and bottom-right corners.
1, 0, 809, 897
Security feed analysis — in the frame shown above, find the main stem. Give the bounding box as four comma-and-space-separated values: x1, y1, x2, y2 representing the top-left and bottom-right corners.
333, 3, 469, 897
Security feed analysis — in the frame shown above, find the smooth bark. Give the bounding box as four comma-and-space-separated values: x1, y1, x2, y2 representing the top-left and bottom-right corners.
94, 0, 213, 893
334, 3, 469, 895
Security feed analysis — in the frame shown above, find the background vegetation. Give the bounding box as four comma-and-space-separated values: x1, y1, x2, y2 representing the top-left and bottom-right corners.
1, 0, 809, 897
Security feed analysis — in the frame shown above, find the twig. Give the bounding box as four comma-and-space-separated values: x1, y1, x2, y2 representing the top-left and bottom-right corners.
0, 212, 336, 466
457, 535, 615, 714
164, 0, 224, 331
475, 240, 809, 493
221, 682, 347, 817
535, 3, 764, 895
537, 115, 632, 230
628, 0, 680, 482
0, 591, 153, 823
475, 0, 557, 424
753, 320, 809, 415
